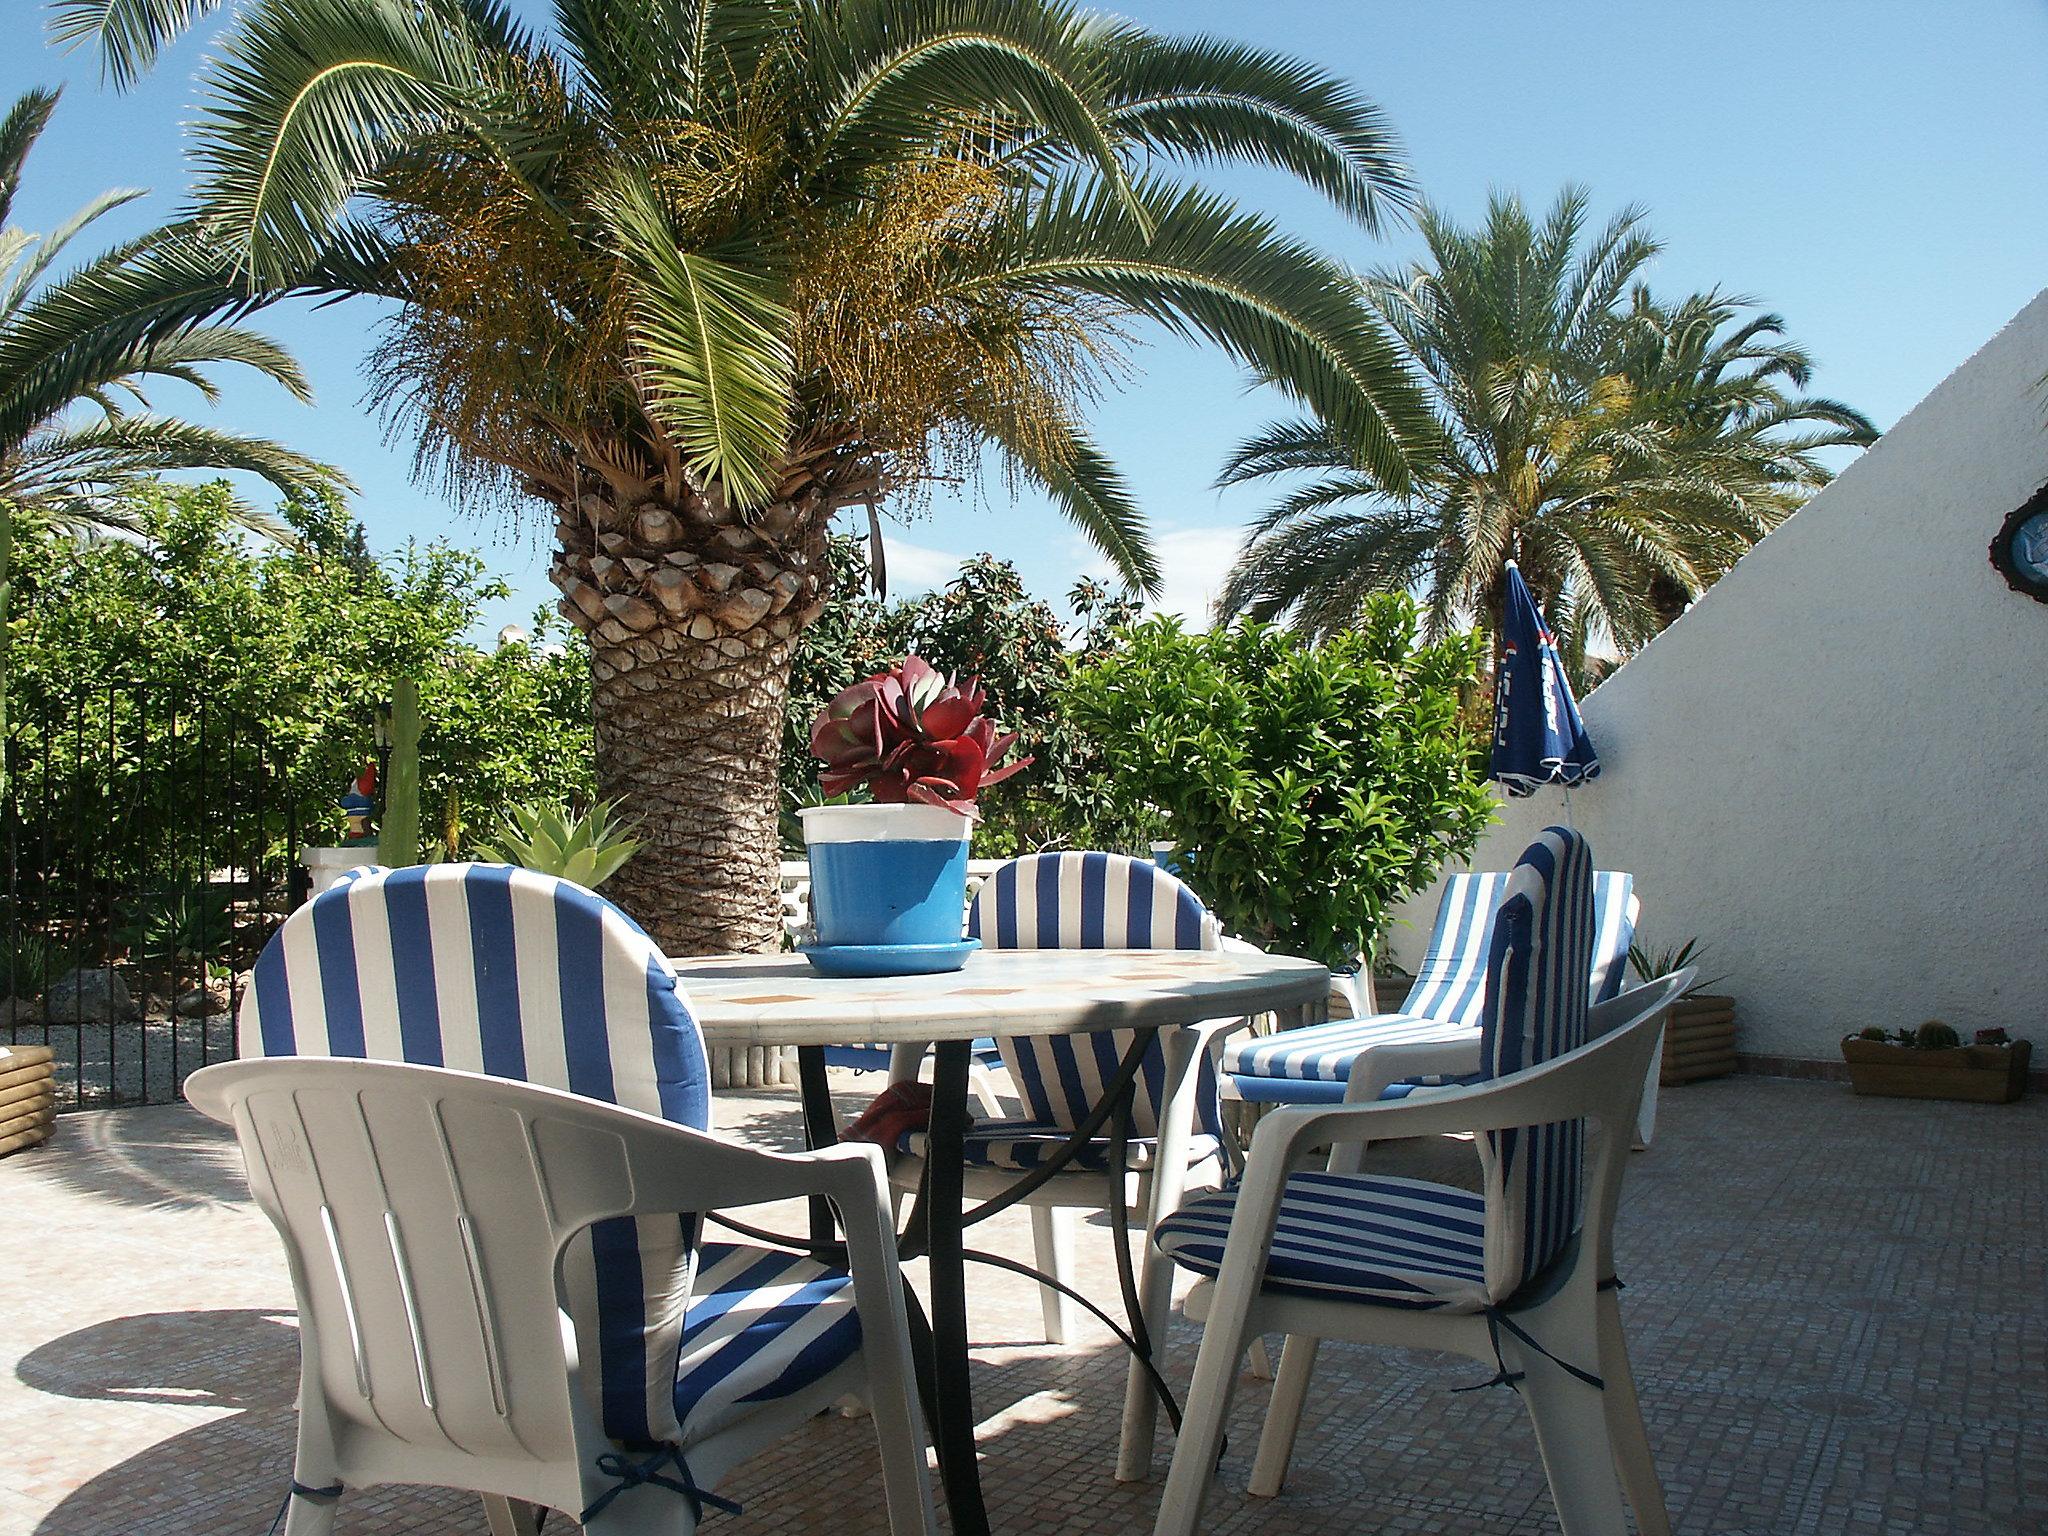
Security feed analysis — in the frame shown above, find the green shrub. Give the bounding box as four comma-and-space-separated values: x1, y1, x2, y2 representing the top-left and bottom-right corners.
9, 481, 594, 869
1062, 598, 1495, 969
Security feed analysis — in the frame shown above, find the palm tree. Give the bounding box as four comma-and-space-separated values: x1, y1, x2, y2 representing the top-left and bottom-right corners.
0, 84, 343, 793
55, 0, 1434, 952
1217, 187, 1877, 677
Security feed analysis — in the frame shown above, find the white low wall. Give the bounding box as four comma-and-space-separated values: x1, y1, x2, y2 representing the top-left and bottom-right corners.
1387, 289, 2048, 1063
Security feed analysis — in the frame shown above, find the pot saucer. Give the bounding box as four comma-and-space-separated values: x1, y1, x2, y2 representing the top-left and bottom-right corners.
799, 939, 980, 977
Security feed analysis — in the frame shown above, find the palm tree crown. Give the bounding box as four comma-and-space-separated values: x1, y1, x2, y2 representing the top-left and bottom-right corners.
1218, 187, 1877, 675
54, 0, 1431, 950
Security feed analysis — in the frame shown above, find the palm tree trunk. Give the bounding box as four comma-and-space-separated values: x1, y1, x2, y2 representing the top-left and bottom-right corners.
552, 479, 829, 955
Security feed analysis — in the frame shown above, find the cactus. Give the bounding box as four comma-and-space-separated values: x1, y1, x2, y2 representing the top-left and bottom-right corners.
1915, 1020, 1961, 1051
1857, 1026, 1890, 1042
377, 678, 423, 868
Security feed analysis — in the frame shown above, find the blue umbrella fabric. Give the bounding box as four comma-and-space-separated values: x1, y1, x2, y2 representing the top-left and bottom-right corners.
1490, 561, 1600, 796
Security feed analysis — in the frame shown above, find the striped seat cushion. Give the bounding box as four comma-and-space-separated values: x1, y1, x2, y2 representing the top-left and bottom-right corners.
675, 1244, 862, 1443
1225, 1012, 1481, 1093
1153, 1171, 1489, 1311
1222, 869, 1634, 1097
238, 863, 715, 1450
899, 1120, 1224, 1173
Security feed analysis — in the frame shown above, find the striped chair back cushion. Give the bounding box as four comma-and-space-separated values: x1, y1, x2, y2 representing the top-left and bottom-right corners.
1400, 869, 1636, 1027
967, 852, 1223, 1141
238, 862, 712, 1450
1476, 827, 1598, 1301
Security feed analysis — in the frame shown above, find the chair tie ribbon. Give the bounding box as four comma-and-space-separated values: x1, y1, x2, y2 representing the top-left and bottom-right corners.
1454, 1307, 1606, 1396
581, 1446, 742, 1525
264, 1480, 343, 1534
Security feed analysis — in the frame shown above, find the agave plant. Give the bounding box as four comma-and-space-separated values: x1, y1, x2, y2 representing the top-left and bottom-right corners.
809, 655, 1029, 809
1626, 935, 1727, 997
475, 799, 643, 891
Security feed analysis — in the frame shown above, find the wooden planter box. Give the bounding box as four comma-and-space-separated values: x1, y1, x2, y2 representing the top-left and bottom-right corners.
1660, 994, 1736, 1085
0, 1043, 56, 1157
1840, 1038, 2032, 1103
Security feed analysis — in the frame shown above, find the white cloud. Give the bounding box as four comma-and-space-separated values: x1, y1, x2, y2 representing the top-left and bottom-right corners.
875, 535, 964, 596
1074, 523, 1247, 630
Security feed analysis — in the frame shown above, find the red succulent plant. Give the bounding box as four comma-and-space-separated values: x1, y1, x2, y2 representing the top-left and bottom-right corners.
809, 655, 1031, 810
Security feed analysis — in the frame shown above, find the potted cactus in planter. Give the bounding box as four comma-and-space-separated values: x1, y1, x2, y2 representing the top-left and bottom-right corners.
803, 656, 1028, 975
1628, 938, 1736, 1085
1841, 1021, 2032, 1103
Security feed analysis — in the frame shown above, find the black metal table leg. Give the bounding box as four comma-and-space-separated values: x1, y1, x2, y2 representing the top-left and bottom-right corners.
795, 1044, 839, 1253
920, 1037, 990, 1536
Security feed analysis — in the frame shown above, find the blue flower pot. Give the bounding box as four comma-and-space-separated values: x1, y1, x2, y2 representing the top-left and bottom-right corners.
801, 804, 974, 961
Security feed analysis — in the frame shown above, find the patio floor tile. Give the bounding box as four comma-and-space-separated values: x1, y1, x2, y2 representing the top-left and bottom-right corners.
1, 1075, 2040, 1534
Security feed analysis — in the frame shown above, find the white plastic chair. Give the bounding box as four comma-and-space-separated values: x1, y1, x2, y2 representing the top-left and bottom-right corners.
1151, 972, 1689, 1536
885, 851, 1247, 1481
187, 1055, 937, 1536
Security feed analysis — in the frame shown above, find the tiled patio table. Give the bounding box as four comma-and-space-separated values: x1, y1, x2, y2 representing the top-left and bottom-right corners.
675, 946, 1330, 1536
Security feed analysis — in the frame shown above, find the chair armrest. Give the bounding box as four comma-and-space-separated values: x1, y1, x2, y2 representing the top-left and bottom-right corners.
1242, 980, 1684, 1175
1183, 1014, 1258, 1050
1340, 1033, 1483, 1104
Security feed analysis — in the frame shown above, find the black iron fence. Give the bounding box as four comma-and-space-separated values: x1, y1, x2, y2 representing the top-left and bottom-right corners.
2, 682, 323, 1111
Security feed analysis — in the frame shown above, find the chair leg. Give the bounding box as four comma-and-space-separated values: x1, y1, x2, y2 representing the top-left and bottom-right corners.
581, 1481, 700, 1535
1513, 1346, 1630, 1536
282, 1490, 340, 1536
481, 1494, 544, 1536
1152, 1297, 1257, 1536
968, 1061, 1008, 1118
1597, 1286, 1672, 1536
1030, 1206, 1078, 1344
1246, 1335, 1275, 1379
1246, 1333, 1320, 1497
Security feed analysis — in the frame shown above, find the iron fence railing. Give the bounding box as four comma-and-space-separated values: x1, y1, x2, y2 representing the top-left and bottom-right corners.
1, 683, 321, 1112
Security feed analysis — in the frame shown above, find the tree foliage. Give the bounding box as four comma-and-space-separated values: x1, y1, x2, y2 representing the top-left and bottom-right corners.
1219, 187, 1878, 679
1062, 600, 1494, 968
9, 480, 593, 867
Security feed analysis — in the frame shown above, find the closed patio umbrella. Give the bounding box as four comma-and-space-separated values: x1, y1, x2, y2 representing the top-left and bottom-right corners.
1490, 560, 1599, 796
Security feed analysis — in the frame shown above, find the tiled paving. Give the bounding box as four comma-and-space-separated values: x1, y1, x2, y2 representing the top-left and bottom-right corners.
2, 1074, 2042, 1535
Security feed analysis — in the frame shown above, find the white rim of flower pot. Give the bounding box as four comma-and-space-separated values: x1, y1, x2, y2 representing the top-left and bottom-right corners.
800, 803, 975, 844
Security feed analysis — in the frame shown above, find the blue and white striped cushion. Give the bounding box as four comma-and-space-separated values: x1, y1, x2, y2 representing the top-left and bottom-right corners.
1221, 870, 1635, 1095
899, 1120, 1224, 1173
965, 852, 1226, 1156
674, 1244, 862, 1443
238, 864, 719, 1451
1478, 827, 1596, 1299
1153, 1171, 1489, 1311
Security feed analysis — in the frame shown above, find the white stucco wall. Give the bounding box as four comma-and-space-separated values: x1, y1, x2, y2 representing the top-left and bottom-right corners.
1386, 289, 2048, 1062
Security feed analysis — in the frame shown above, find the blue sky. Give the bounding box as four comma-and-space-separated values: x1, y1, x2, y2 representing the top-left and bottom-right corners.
6, 2, 2046, 633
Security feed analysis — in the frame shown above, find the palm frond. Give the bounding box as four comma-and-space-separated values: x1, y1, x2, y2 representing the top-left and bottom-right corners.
943, 174, 1435, 493
971, 399, 1157, 593
47, 0, 227, 91
800, 0, 1153, 236
1011, 27, 1412, 231
0, 89, 61, 226
190, 0, 498, 283
595, 166, 794, 508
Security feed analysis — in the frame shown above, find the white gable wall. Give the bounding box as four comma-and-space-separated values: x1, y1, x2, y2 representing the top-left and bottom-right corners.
1386, 289, 2048, 1061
